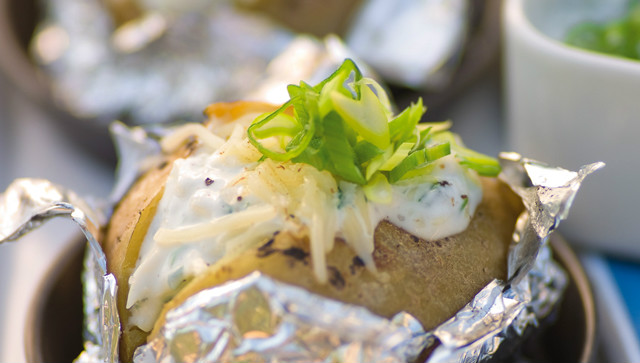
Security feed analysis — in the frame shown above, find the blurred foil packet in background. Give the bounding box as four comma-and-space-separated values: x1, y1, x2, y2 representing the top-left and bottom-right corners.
0, 118, 604, 362
31, 0, 474, 125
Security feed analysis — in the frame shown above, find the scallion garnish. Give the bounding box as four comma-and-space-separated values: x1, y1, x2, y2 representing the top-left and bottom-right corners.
247, 59, 501, 194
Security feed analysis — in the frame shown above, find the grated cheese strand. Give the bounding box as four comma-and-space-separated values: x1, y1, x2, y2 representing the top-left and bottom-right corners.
215, 124, 263, 164
154, 204, 277, 245
307, 177, 328, 284
340, 201, 377, 274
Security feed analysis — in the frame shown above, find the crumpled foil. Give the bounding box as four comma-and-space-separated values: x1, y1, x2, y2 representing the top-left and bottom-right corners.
345, 0, 469, 89
427, 153, 605, 363
31, 0, 468, 125
134, 272, 430, 363
0, 179, 118, 363
32, 0, 295, 124
0, 122, 604, 362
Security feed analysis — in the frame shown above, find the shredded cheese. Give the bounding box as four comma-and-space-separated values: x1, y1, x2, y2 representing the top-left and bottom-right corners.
339, 186, 377, 273
154, 204, 278, 246
126, 115, 483, 332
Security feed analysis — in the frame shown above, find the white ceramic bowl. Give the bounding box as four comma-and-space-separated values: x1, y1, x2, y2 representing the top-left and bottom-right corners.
503, 0, 640, 258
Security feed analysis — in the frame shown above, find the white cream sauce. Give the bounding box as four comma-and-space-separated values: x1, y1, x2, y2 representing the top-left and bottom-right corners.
126, 133, 482, 332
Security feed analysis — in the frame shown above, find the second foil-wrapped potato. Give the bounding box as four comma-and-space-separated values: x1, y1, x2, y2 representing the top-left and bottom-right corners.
102, 60, 523, 362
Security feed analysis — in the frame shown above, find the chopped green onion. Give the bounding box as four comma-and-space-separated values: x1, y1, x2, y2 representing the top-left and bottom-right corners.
312, 58, 361, 93
363, 172, 392, 204
419, 120, 452, 133
320, 111, 366, 185
354, 140, 384, 164
379, 142, 415, 171
247, 59, 501, 186
357, 77, 394, 119
431, 132, 501, 177
425, 141, 451, 162
389, 98, 425, 143
395, 163, 438, 184
365, 145, 393, 180
318, 64, 354, 117
331, 85, 390, 149
388, 142, 450, 183
248, 99, 312, 161
250, 112, 301, 139
457, 149, 502, 177
292, 135, 326, 171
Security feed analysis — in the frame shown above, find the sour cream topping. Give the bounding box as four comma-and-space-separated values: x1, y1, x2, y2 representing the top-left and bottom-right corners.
126, 123, 482, 331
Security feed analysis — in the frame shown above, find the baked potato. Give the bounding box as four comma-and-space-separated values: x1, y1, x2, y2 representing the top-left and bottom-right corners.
102, 60, 523, 362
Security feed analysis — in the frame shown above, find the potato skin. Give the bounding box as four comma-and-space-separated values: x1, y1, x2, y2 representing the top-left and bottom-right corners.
150, 177, 522, 341
105, 101, 280, 362
108, 164, 521, 362
102, 103, 522, 361
102, 143, 195, 362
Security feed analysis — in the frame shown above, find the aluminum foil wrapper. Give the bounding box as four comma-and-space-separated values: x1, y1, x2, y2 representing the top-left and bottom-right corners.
0, 122, 604, 362
134, 272, 430, 363
31, 0, 468, 125
427, 153, 605, 363
0, 179, 119, 362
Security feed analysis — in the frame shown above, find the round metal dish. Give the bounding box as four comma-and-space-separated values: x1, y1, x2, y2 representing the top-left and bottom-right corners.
23, 233, 596, 362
